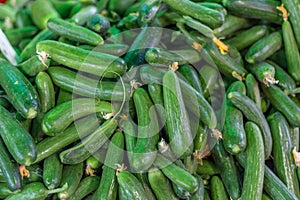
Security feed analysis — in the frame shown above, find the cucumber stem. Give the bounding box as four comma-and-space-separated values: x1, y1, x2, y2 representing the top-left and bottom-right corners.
276, 4, 289, 21
213, 37, 229, 55
19, 165, 30, 179
47, 183, 68, 195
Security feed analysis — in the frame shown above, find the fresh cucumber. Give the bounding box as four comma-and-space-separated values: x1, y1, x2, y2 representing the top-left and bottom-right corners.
211, 176, 229, 200
43, 154, 63, 190
18, 54, 50, 77
35, 72, 55, 113
247, 62, 277, 86
70, 5, 98, 25
69, 176, 100, 200
87, 14, 111, 34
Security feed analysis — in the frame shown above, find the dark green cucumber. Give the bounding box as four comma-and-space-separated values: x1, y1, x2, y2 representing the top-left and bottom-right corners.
87, 14, 110, 34
4, 26, 38, 46
172, 183, 190, 199
42, 98, 112, 136
18, 54, 50, 77
15, 9, 33, 28
132, 88, 159, 171
211, 176, 228, 200
199, 65, 219, 99
138, 0, 162, 24
43, 154, 63, 190
222, 81, 246, 154
247, 62, 277, 86
79, 43, 129, 57
267, 112, 300, 198
245, 74, 262, 110
21, 164, 43, 185
196, 159, 220, 175
70, 5, 98, 25
59, 119, 118, 164
245, 32, 282, 64
182, 15, 214, 39
70, 176, 100, 200
211, 142, 240, 200
225, 25, 268, 51
48, 67, 130, 101
163, 70, 194, 158
223, 0, 282, 24
34, 115, 100, 163
282, 19, 300, 83
29, 0, 60, 29
178, 65, 202, 94
5, 182, 68, 200
91, 132, 124, 200
0, 139, 21, 191
0, 183, 16, 199
261, 84, 300, 126
35, 72, 55, 113
50, 0, 79, 19
228, 91, 272, 158
0, 58, 39, 119
135, 173, 156, 200
162, 0, 224, 28
0, 105, 36, 166
190, 175, 204, 200
57, 162, 84, 200
197, 2, 226, 15
154, 154, 198, 193
57, 89, 73, 105
240, 122, 265, 200
193, 122, 208, 154
109, 0, 136, 15
37, 40, 126, 78
48, 18, 103, 46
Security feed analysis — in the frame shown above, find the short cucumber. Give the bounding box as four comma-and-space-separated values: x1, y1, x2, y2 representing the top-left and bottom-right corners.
240, 122, 265, 200
193, 122, 208, 154
4, 26, 38, 46
50, 0, 79, 19
247, 62, 277, 86
48, 18, 103, 46
197, 2, 226, 15
211, 176, 229, 200
42, 98, 112, 136
196, 159, 220, 176
35, 72, 55, 113
178, 65, 203, 94
18, 54, 50, 77
135, 173, 157, 200
69, 176, 100, 200
43, 154, 63, 190
37, 40, 127, 78
190, 175, 204, 200
16, 9, 32, 28
0, 183, 15, 199
245, 74, 261, 110
70, 5, 98, 25
87, 14, 111, 34
199, 65, 219, 99
79, 43, 129, 57
0, 58, 39, 119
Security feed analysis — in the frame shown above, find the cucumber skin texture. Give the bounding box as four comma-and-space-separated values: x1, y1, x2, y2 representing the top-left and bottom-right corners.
211, 176, 229, 200
245, 32, 282, 64
43, 154, 63, 190
135, 173, 156, 200
18, 55, 50, 77
48, 67, 130, 101
92, 132, 124, 200
0, 139, 21, 191
4, 26, 38, 46
37, 40, 127, 78
35, 72, 55, 113
282, 20, 300, 83
42, 98, 112, 136
0, 58, 39, 119
148, 168, 178, 200
70, 5, 98, 25
69, 176, 100, 200
178, 65, 203, 94
241, 122, 265, 200
261, 85, 300, 126
0, 182, 15, 199
163, 70, 194, 159
267, 112, 300, 198
245, 74, 261, 110
228, 91, 272, 158
48, 18, 103, 46
154, 154, 198, 193
0, 105, 36, 166
117, 171, 148, 200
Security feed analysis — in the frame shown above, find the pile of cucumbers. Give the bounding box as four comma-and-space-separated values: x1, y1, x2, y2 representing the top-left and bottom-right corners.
0, 0, 300, 199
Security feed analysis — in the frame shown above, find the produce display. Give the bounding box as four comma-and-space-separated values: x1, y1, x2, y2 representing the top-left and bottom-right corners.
0, 0, 300, 199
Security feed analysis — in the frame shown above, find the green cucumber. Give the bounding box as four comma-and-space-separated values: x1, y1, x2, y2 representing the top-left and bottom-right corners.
163, 70, 193, 158
196, 159, 220, 176
37, 40, 126, 78
181, 15, 214, 39
18, 54, 50, 77
79, 43, 129, 57
0, 139, 21, 191
0, 58, 39, 119
261, 84, 300, 126
35, 72, 55, 113
91, 132, 124, 200
190, 175, 204, 200
154, 154, 198, 193
0, 183, 15, 199
245, 73, 262, 110
267, 112, 300, 198
42, 98, 112, 136
240, 122, 265, 200
193, 122, 208, 154
57, 163, 84, 200
48, 67, 130, 101
50, 0, 79, 19
211, 176, 228, 200
222, 81, 247, 154
57, 89, 73, 105
69, 176, 100, 200
135, 173, 156, 200
245, 32, 282, 64
132, 88, 159, 171
228, 91, 272, 158
70, 5, 98, 25
4, 26, 38, 46
199, 65, 219, 99
247, 62, 277, 86
34, 115, 100, 163
21, 164, 43, 185
43, 154, 63, 190
197, 2, 226, 15
87, 14, 111, 34
0, 105, 36, 166
108, 0, 136, 15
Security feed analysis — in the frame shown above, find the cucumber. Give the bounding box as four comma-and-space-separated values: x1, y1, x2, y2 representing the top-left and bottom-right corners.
79, 44, 129, 57
0, 183, 16, 199
267, 112, 300, 198
4, 26, 38, 46
247, 62, 277, 86
0, 58, 39, 119
197, 2, 226, 15
35, 72, 55, 113
91, 132, 124, 200
87, 14, 111, 34
69, 176, 100, 200
190, 175, 204, 200
222, 81, 247, 154
42, 98, 112, 136
0, 105, 36, 166
228, 91, 272, 158
48, 18, 103, 46
43, 154, 63, 190
196, 159, 220, 176
261, 84, 300, 126
132, 88, 159, 171
182, 15, 214, 39
37, 40, 127, 78
34, 115, 100, 163
211, 176, 228, 200
48, 67, 130, 101
245, 32, 282, 64
163, 70, 194, 158
245, 74, 261, 110
240, 122, 265, 200
18, 54, 50, 77
50, 0, 79, 19
0, 139, 21, 191
154, 154, 198, 193
70, 5, 98, 25
135, 173, 157, 200
57, 162, 84, 200
108, 0, 136, 15
117, 171, 148, 200
193, 122, 208, 155
199, 65, 219, 99
21, 164, 43, 185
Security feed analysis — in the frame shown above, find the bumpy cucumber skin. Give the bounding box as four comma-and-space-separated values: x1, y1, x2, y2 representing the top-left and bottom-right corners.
211, 176, 229, 200
35, 72, 55, 113
43, 154, 63, 190
70, 176, 100, 200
